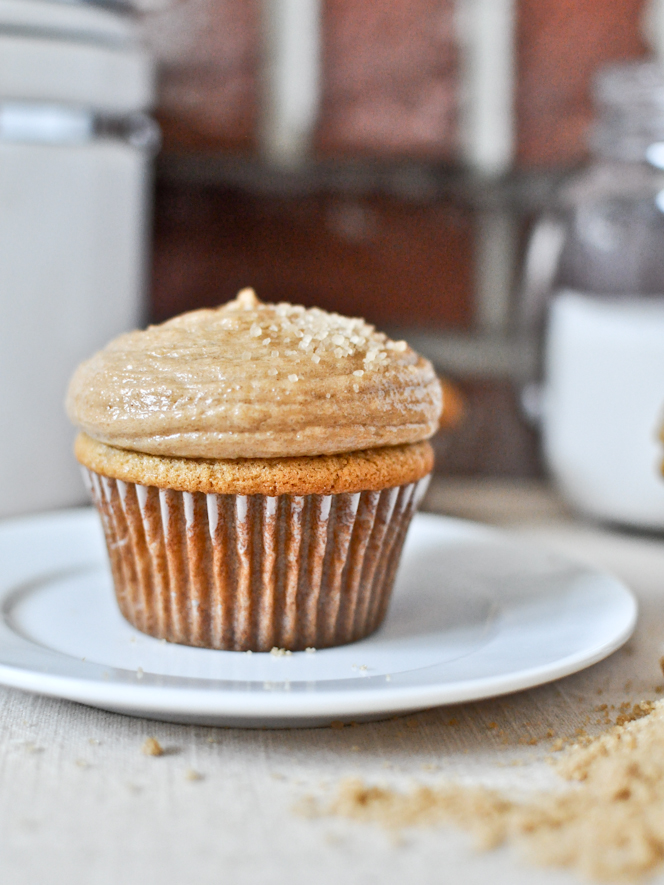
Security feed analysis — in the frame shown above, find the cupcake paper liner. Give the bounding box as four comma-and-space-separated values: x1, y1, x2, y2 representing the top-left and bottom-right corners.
84, 470, 430, 651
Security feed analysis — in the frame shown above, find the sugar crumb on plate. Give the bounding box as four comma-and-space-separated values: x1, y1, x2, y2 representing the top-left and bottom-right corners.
141, 737, 164, 757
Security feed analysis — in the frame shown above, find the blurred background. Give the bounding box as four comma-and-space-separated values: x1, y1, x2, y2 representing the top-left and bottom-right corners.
5, 0, 664, 519
138, 0, 656, 478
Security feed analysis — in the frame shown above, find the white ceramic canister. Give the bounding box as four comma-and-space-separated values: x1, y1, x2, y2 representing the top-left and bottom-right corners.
0, 0, 157, 518
543, 290, 664, 529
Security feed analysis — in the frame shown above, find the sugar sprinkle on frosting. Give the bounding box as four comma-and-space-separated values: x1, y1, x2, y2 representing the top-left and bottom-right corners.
67, 289, 443, 460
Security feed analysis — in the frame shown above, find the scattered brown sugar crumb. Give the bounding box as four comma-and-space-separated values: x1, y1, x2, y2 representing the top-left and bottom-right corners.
330, 721, 345, 730
318, 698, 664, 881
614, 700, 655, 727
270, 647, 293, 658
141, 737, 164, 757
185, 768, 203, 781
321, 780, 513, 851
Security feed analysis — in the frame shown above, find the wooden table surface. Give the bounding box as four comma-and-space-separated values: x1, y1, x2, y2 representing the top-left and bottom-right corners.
2, 478, 664, 885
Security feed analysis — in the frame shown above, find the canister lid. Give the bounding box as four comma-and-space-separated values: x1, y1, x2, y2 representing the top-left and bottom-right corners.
0, 0, 136, 46
0, 0, 154, 112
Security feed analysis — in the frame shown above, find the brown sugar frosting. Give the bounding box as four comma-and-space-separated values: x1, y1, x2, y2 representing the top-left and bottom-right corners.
66, 289, 443, 460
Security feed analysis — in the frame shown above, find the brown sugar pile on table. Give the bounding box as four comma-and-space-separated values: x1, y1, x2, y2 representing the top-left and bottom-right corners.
322, 698, 664, 882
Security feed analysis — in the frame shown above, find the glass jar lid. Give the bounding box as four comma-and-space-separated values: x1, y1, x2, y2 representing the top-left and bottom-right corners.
591, 61, 664, 164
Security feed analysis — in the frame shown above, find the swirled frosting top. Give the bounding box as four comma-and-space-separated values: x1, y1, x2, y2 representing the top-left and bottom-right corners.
66, 289, 443, 459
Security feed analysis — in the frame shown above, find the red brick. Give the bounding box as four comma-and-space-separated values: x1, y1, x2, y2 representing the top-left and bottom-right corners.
430, 379, 542, 477
516, 0, 648, 168
151, 182, 473, 330
140, 0, 260, 152
316, 0, 458, 160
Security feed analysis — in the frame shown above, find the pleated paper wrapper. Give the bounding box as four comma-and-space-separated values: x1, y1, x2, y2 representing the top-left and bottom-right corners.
84, 470, 430, 651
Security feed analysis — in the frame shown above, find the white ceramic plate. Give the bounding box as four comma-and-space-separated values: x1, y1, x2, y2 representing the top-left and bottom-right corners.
0, 509, 636, 728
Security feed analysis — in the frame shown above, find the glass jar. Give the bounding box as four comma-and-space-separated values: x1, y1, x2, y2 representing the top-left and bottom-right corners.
523, 62, 664, 529
557, 62, 664, 295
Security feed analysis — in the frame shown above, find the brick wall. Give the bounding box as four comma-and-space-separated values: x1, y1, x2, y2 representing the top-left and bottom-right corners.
316, 0, 458, 160
142, 0, 649, 165
151, 180, 473, 330
140, 0, 260, 152
515, 0, 648, 167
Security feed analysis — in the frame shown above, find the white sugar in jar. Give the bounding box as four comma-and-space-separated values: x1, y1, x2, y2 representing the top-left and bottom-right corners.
543, 291, 664, 529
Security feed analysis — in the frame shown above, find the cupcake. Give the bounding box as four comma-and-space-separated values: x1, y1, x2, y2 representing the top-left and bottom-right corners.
66, 289, 443, 651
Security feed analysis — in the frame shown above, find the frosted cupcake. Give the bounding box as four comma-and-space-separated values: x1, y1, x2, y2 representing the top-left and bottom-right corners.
66, 289, 443, 651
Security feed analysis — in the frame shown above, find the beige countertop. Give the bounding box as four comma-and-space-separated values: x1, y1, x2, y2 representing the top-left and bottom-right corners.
2, 479, 664, 885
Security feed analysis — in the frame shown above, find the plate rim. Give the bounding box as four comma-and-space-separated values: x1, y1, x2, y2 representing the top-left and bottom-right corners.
0, 508, 638, 723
